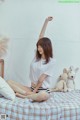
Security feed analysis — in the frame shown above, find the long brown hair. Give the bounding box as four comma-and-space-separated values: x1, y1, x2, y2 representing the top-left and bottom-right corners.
36, 37, 53, 63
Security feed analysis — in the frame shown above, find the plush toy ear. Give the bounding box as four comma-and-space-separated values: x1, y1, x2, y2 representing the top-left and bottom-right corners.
75, 67, 79, 73
69, 66, 74, 71
63, 68, 68, 73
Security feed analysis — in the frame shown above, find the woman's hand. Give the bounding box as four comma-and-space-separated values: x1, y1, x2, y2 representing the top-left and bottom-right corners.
33, 74, 48, 93
31, 83, 37, 88
33, 88, 38, 93
46, 16, 53, 21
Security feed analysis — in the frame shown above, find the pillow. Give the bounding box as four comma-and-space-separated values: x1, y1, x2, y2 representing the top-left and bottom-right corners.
0, 76, 15, 100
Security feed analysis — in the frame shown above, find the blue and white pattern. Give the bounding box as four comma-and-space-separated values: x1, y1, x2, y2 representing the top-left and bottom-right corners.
0, 90, 80, 120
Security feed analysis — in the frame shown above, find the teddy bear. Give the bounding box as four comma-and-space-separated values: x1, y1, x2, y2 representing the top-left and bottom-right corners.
51, 69, 68, 92
64, 66, 79, 92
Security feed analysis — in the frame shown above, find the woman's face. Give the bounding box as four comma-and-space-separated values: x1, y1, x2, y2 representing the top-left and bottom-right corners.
37, 45, 44, 55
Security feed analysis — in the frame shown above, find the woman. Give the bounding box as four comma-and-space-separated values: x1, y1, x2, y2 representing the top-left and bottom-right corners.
30, 37, 56, 93
7, 16, 56, 101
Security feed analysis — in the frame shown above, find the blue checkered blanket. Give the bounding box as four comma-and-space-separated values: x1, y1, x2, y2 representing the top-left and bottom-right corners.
0, 90, 80, 120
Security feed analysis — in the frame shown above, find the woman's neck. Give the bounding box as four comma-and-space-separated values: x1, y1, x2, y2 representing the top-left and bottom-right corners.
41, 54, 45, 59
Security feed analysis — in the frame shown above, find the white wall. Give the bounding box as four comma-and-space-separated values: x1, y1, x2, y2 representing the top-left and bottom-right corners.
0, 0, 80, 88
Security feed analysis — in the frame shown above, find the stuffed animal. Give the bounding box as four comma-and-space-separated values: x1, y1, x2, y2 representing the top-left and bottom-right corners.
51, 69, 68, 92
65, 66, 79, 91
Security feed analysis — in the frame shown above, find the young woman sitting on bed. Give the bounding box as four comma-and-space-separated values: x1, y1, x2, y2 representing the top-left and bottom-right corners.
7, 16, 56, 102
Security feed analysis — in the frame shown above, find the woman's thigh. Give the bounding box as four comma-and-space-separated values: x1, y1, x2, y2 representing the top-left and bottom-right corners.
7, 80, 32, 94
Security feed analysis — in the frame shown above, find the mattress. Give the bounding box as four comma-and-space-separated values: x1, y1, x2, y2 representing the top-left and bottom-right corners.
0, 90, 80, 120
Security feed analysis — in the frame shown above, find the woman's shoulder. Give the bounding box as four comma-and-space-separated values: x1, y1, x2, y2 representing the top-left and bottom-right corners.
49, 57, 56, 63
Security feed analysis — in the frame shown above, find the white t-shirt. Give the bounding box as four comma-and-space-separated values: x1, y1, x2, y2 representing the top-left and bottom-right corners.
29, 57, 56, 89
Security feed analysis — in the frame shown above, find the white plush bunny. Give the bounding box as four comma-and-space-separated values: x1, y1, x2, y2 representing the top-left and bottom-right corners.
66, 66, 79, 91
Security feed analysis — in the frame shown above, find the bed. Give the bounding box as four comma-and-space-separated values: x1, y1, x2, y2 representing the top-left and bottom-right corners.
0, 90, 80, 120
0, 60, 80, 120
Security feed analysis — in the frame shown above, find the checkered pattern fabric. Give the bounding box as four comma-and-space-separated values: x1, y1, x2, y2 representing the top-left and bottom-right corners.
0, 90, 80, 120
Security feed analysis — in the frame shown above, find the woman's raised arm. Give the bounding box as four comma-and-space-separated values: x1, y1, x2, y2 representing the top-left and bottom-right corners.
39, 16, 53, 40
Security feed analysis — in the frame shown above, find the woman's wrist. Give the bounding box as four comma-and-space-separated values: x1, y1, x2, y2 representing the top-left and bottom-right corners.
33, 88, 38, 93
31, 83, 37, 88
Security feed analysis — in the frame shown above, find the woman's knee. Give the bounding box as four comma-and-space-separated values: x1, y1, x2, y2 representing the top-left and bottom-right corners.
37, 91, 50, 102
41, 92, 50, 101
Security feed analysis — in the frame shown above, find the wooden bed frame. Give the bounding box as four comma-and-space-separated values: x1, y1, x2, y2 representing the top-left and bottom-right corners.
0, 59, 4, 78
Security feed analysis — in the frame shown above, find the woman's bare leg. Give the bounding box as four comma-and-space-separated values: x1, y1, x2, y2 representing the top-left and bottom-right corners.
16, 91, 50, 102
15, 92, 35, 98
6, 80, 33, 95
6, 80, 50, 101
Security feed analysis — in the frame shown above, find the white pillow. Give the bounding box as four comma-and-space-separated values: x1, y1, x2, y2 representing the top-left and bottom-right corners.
0, 76, 15, 100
